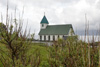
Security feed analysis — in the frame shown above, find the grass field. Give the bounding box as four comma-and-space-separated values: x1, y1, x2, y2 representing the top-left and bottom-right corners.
0, 43, 49, 67
29, 43, 49, 61
0, 40, 100, 67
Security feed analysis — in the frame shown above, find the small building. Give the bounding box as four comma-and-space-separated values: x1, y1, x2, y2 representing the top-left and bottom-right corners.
38, 15, 75, 41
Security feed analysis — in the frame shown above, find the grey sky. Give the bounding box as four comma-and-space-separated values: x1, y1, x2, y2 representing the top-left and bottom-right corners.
0, 0, 100, 39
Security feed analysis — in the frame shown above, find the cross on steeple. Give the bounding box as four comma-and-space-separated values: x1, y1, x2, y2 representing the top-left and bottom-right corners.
44, 12, 45, 15
40, 13, 49, 24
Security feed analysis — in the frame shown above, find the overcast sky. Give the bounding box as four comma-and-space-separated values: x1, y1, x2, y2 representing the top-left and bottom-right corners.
0, 0, 100, 39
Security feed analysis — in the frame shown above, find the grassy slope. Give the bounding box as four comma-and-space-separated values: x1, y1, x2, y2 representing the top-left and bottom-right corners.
0, 43, 48, 67
30, 43, 49, 61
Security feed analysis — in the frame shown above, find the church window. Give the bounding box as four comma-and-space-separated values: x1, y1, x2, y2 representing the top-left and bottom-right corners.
44, 35, 46, 41
48, 35, 50, 41
42, 24, 44, 27
53, 35, 55, 41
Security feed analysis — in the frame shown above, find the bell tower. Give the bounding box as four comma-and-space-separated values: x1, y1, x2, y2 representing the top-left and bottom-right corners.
40, 14, 49, 29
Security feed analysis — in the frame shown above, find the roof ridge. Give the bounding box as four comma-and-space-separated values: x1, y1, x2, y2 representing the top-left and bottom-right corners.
48, 24, 72, 26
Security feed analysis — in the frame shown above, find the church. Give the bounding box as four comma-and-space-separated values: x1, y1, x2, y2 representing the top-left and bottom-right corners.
38, 15, 75, 41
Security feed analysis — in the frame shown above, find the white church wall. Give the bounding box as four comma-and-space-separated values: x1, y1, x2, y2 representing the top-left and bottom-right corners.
40, 24, 48, 29
68, 28, 75, 36
42, 35, 44, 41
39, 35, 42, 40
55, 35, 58, 40
50, 35, 53, 41
59, 35, 63, 39
46, 35, 48, 41
68, 28, 71, 36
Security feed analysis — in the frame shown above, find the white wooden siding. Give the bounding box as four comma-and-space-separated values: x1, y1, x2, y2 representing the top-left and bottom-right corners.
42, 35, 44, 41
40, 35, 70, 41
46, 35, 48, 41
55, 35, 58, 40
40, 24, 48, 29
50, 35, 53, 41
68, 28, 75, 36
59, 35, 63, 39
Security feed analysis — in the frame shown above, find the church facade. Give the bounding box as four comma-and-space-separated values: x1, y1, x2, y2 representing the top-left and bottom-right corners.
38, 15, 75, 41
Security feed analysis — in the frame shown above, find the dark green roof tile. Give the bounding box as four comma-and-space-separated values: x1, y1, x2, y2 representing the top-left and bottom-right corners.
39, 24, 73, 35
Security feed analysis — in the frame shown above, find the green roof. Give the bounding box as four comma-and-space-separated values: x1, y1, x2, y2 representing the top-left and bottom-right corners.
39, 24, 73, 35
40, 15, 49, 24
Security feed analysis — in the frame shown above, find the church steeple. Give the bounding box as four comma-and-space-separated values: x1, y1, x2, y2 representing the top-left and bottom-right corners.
40, 15, 49, 24
40, 14, 49, 29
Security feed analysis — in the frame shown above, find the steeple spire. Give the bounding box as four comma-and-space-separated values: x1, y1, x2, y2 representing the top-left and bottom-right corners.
44, 12, 45, 15
40, 14, 49, 24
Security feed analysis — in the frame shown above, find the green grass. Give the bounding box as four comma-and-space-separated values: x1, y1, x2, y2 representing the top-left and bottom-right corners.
29, 43, 49, 61
0, 43, 49, 67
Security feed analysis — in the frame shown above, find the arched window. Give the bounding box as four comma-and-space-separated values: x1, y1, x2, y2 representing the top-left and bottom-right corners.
42, 24, 44, 27
58, 35, 59, 39
53, 35, 55, 41
48, 35, 50, 41
44, 35, 46, 41
63, 35, 64, 39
